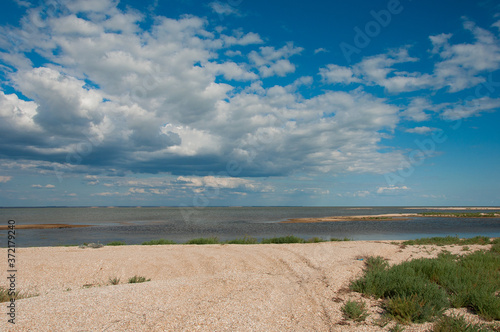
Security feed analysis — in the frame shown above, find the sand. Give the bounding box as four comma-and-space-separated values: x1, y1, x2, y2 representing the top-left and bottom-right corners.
0, 241, 493, 331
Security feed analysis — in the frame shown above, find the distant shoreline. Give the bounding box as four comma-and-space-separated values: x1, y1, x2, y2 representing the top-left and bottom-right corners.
0, 224, 92, 230
280, 211, 500, 224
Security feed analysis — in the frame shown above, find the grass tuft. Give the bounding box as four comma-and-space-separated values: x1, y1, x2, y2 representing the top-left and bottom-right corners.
330, 237, 352, 242
107, 241, 126, 246
306, 237, 326, 243
403, 236, 494, 246
341, 299, 369, 322
224, 236, 258, 244
432, 314, 494, 332
261, 235, 305, 244
0, 287, 35, 303
185, 237, 220, 245
108, 277, 120, 285
142, 239, 176, 245
128, 275, 151, 283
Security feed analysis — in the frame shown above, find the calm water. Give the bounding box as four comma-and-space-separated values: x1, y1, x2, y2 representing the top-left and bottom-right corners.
1, 206, 499, 247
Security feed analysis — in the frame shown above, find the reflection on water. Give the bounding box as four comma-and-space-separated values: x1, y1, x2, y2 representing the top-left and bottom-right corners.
1, 207, 499, 247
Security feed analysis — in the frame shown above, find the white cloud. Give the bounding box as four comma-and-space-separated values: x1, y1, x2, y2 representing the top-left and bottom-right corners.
0, 176, 12, 183
325, 20, 500, 94
431, 20, 500, 92
401, 98, 433, 122
314, 48, 328, 54
0, 1, 429, 181
405, 126, 437, 134
209, 2, 240, 16
248, 42, 303, 77
377, 186, 409, 194
176, 176, 262, 190
222, 31, 262, 46
319, 64, 360, 84
32, 184, 55, 189
440, 97, 500, 120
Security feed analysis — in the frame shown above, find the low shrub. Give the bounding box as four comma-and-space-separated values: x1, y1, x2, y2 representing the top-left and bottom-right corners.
351, 247, 500, 323
341, 299, 369, 322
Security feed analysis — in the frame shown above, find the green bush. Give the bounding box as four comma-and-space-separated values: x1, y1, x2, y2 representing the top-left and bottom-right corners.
351, 248, 500, 323
341, 299, 369, 322
141, 239, 176, 245
261, 235, 305, 244
185, 237, 220, 245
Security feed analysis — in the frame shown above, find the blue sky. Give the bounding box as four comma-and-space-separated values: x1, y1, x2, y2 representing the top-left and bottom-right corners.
0, 0, 499, 207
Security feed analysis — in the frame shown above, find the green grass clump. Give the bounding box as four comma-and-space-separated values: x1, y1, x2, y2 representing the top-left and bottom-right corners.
330, 237, 351, 242
185, 237, 220, 245
107, 241, 126, 246
108, 277, 120, 285
351, 247, 500, 323
261, 235, 305, 244
341, 299, 369, 322
142, 239, 176, 245
432, 314, 494, 332
403, 236, 494, 246
224, 236, 258, 244
306, 237, 326, 243
389, 324, 406, 332
128, 275, 151, 283
0, 287, 34, 303
362, 256, 389, 273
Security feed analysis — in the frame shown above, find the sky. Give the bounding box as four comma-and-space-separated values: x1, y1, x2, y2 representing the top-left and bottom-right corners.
0, 0, 500, 207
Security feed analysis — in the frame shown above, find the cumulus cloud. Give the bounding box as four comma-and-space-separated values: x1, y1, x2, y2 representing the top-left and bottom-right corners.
0, 0, 431, 183
320, 20, 500, 94
248, 42, 303, 77
319, 64, 360, 84
401, 98, 434, 122
440, 97, 500, 120
405, 126, 438, 134
376, 186, 409, 194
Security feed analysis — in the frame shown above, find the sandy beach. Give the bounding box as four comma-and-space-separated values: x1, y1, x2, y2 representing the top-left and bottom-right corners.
0, 241, 493, 331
